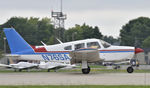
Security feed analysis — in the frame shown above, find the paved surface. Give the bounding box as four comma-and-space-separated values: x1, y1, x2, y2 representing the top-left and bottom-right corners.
0, 72, 150, 85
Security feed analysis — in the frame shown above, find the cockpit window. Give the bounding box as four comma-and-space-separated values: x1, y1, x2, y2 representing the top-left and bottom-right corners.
75, 43, 85, 50
87, 42, 100, 49
64, 45, 72, 50
100, 40, 111, 48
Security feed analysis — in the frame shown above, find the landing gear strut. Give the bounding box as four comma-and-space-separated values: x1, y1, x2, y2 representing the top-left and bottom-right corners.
127, 66, 134, 73
82, 66, 90, 74
81, 61, 91, 74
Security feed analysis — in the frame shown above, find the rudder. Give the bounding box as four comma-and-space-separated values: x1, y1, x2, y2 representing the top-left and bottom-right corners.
3, 28, 35, 54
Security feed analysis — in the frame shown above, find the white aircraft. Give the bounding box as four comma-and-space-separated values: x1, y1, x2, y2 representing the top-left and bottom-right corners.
3, 28, 144, 74
0, 61, 38, 72
38, 61, 76, 72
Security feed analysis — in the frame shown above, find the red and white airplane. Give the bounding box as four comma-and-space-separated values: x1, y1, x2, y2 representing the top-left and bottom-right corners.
3, 28, 144, 74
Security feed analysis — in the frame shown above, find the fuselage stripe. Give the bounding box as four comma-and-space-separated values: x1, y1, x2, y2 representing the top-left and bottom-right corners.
14, 49, 135, 55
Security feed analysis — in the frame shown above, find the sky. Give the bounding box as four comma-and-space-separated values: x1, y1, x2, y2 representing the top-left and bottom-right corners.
0, 0, 150, 38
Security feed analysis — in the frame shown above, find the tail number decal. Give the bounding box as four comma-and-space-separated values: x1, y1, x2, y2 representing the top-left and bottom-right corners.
41, 54, 70, 61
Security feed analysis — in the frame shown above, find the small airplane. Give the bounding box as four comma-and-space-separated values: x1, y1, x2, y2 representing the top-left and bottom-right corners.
3, 28, 144, 74
38, 61, 76, 72
0, 61, 38, 72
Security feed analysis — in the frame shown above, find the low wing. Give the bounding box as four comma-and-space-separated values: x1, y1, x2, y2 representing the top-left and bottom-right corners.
103, 60, 130, 66
0, 64, 11, 68
69, 48, 102, 64
114, 60, 130, 65
39, 62, 67, 70
5, 54, 20, 57
5, 54, 21, 61
10, 64, 38, 70
47, 65, 66, 70
18, 66, 38, 70
61, 64, 78, 69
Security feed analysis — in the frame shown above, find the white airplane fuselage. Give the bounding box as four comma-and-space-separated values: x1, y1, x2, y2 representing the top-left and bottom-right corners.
18, 39, 135, 63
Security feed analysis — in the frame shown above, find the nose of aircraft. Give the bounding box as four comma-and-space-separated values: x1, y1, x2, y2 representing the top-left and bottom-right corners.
135, 48, 144, 54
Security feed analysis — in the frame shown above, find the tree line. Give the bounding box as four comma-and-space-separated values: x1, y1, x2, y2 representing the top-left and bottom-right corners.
120, 17, 150, 48
1, 16, 150, 53
0, 17, 113, 53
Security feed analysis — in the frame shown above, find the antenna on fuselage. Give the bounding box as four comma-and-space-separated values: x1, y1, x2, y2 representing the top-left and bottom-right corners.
41, 41, 47, 46
56, 38, 63, 44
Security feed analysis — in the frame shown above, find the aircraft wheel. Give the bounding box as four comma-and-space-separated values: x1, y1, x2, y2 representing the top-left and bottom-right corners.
82, 66, 90, 74
127, 66, 134, 73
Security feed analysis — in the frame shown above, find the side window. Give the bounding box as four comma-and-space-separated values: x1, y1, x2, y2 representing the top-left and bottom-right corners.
64, 46, 72, 50
87, 42, 101, 49
75, 43, 85, 50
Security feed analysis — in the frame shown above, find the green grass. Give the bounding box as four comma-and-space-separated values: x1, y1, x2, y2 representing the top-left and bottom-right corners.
0, 65, 150, 73
0, 68, 150, 73
0, 85, 149, 88
90, 65, 107, 68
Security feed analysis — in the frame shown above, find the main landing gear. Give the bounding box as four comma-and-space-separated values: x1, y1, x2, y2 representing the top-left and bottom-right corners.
127, 59, 139, 73
81, 61, 91, 74
127, 66, 134, 73
82, 66, 90, 74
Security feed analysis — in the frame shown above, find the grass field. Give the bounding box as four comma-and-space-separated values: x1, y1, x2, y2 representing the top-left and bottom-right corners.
0, 68, 150, 73
0, 85, 149, 88
0, 65, 150, 73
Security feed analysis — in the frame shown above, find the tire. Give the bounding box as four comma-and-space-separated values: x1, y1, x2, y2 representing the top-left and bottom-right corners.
82, 66, 90, 74
127, 66, 134, 73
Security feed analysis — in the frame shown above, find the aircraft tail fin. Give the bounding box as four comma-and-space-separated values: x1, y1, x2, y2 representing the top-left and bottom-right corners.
3, 28, 35, 54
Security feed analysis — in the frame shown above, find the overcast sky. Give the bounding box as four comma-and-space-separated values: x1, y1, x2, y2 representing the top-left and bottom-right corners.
0, 0, 150, 38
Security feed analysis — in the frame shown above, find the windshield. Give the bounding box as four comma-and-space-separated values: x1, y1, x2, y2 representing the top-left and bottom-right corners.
100, 40, 111, 48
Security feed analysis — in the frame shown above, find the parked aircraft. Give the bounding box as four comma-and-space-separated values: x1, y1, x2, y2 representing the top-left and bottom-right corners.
38, 61, 76, 72
3, 28, 144, 74
0, 61, 38, 72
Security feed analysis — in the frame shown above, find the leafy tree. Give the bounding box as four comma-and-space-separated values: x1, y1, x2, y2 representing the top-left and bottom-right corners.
102, 36, 120, 45
0, 17, 55, 53
142, 36, 150, 48
0, 49, 4, 59
0, 17, 105, 54
120, 17, 150, 47
64, 23, 103, 42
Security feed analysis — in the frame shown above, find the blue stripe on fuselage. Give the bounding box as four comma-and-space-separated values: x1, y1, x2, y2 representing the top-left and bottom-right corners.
100, 51, 134, 53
